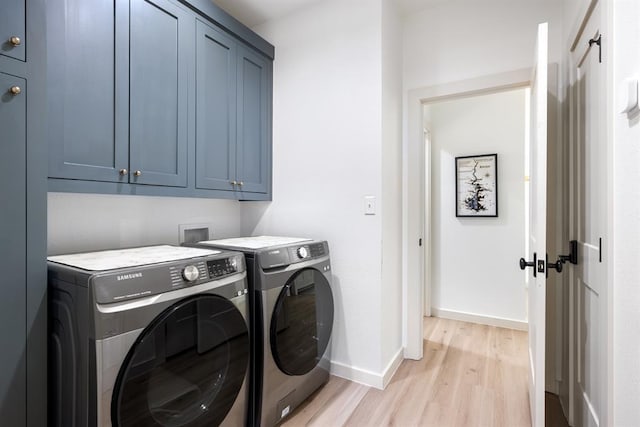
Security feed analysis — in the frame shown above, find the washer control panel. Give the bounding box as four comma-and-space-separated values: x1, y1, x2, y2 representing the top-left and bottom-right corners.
91, 252, 246, 304
170, 261, 207, 287
182, 265, 200, 282
207, 257, 238, 278
296, 247, 309, 259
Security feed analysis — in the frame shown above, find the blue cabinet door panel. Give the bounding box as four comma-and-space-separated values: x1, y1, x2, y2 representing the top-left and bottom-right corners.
0, 0, 25, 61
0, 72, 27, 425
237, 46, 270, 194
47, 0, 128, 182
195, 20, 236, 191
129, 0, 189, 187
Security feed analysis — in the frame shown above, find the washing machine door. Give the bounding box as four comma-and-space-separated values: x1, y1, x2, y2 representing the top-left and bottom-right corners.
270, 268, 334, 376
112, 294, 249, 427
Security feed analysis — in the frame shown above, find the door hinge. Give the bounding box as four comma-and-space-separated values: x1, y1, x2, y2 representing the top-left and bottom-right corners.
589, 34, 602, 63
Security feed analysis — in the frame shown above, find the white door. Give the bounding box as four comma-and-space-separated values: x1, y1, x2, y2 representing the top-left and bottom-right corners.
524, 22, 548, 427
570, 3, 608, 426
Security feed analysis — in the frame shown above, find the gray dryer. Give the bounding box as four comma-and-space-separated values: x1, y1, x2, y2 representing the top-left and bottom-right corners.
193, 237, 334, 427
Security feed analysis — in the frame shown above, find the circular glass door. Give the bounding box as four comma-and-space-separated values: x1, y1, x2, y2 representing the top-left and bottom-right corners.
270, 268, 334, 376
112, 295, 249, 427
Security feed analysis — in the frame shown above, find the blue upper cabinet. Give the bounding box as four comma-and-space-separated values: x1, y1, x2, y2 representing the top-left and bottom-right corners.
237, 45, 271, 195
195, 20, 272, 197
47, 0, 128, 182
47, 0, 273, 199
0, 0, 25, 62
195, 20, 237, 192
129, 0, 189, 187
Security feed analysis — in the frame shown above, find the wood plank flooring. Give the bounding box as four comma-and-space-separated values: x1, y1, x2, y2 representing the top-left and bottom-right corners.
282, 317, 531, 427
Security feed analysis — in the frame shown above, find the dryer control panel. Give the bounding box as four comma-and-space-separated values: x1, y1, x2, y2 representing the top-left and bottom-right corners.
258, 241, 329, 269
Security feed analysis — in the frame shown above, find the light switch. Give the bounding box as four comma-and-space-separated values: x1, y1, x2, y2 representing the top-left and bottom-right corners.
364, 196, 376, 215
620, 77, 639, 114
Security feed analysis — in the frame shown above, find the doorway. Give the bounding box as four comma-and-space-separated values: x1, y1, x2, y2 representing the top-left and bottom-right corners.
404, 68, 532, 361
421, 88, 529, 329
404, 65, 570, 425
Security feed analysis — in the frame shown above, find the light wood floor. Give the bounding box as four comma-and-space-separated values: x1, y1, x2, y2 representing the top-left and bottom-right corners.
282, 317, 531, 427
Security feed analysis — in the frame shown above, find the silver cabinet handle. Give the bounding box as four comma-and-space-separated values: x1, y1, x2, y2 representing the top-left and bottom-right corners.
119, 169, 128, 176
230, 180, 237, 185
133, 170, 142, 177
9, 36, 21, 46
9, 86, 21, 96
238, 181, 244, 186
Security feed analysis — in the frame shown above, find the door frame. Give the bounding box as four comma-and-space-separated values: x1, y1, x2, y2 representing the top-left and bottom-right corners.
403, 68, 531, 359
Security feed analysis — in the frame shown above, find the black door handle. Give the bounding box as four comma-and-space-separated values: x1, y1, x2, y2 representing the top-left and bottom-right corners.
547, 257, 563, 273
519, 252, 537, 277
558, 240, 578, 265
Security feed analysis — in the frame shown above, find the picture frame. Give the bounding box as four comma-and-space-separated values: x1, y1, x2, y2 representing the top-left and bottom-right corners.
455, 153, 498, 217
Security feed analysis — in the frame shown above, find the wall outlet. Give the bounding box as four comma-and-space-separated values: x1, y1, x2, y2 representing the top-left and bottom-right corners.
178, 224, 211, 245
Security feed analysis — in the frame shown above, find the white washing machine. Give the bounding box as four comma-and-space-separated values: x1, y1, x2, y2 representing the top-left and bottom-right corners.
193, 237, 334, 427
48, 245, 250, 426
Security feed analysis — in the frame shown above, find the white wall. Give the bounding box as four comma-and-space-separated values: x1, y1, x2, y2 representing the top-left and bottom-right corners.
380, 0, 403, 371
612, 0, 640, 424
48, 193, 241, 254
426, 89, 526, 323
402, 0, 564, 91
247, 0, 403, 385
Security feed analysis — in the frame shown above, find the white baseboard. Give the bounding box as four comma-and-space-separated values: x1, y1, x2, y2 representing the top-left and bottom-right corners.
431, 308, 528, 331
382, 348, 404, 389
330, 347, 404, 390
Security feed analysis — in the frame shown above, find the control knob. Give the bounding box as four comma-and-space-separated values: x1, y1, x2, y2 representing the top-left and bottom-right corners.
182, 265, 199, 282
297, 247, 308, 259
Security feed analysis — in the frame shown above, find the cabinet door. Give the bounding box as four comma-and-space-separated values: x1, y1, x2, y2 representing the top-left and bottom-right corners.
47, 0, 128, 182
0, 73, 26, 425
0, 0, 25, 61
195, 20, 237, 191
129, 0, 189, 187
236, 45, 271, 194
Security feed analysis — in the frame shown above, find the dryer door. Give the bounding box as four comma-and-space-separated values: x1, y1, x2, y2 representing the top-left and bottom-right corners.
270, 268, 334, 376
112, 294, 249, 427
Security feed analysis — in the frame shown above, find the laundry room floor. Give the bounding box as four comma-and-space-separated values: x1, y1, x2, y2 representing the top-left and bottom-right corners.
282, 317, 531, 426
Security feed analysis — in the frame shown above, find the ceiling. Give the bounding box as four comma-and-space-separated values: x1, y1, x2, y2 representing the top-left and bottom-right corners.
212, 0, 448, 28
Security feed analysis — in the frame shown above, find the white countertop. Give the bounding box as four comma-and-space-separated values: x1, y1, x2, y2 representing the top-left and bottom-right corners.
199, 235, 312, 249
48, 245, 220, 271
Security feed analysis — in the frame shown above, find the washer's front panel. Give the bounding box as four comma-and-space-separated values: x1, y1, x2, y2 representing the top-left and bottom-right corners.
110, 294, 249, 427
96, 329, 143, 426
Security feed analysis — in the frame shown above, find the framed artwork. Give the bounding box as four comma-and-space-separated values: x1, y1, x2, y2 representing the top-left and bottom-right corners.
455, 154, 498, 217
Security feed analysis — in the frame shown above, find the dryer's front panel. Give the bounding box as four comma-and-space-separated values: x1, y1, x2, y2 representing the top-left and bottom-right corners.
269, 268, 334, 376
109, 294, 249, 427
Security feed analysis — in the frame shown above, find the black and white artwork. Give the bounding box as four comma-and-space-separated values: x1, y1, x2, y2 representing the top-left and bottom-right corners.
455, 154, 498, 217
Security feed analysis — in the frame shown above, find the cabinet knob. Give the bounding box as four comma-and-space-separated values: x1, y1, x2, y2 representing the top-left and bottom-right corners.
9, 86, 21, 96
9, 36, 21, 46
133, 170, 142, 177
230, 180, 237, 185
238, 181, 244, 186
119, 169, 128, 176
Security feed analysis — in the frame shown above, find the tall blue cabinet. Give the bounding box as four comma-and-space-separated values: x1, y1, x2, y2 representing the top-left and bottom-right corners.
0, 0, 47, 426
